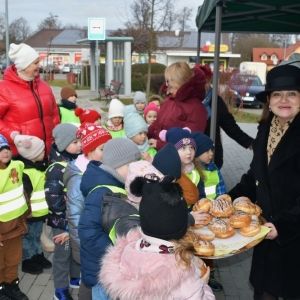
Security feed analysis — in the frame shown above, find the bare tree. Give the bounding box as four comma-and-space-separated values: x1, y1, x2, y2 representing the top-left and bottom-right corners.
37, 13, 62, 30
64, 23, 83, 30
177, 7, 192, 32
9, 17, 31, 43
163, 5, 177, 31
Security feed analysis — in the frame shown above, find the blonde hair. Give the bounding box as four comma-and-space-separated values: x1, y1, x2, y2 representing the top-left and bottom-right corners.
165, 62, 193, 94
193, 158, 206, 181
170, 230, 197, 269
149, 94, 163, 104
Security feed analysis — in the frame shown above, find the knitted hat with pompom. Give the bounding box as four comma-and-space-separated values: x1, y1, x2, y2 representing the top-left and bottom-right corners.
75, 107, 101, 124
11, 132, 45, 160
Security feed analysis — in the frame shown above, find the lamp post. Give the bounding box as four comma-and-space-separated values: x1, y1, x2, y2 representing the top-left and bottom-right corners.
5, 0, 9, 68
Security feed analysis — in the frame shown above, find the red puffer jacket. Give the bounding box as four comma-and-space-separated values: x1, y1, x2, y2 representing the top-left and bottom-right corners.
147, 68, 207, 150
0, 65, 60, 157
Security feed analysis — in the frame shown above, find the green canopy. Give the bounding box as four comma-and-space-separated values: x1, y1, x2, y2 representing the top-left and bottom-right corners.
195, 0, 300, 144
196, 0, 300, 33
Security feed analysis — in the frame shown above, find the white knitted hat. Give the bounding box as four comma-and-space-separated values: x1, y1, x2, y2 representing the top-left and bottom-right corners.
108, 99, 124, 119
12, 133, 45, 160
9, 43, 39, 71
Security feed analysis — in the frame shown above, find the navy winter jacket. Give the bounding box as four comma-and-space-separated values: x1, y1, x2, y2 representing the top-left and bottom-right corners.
78, 160, 125, 287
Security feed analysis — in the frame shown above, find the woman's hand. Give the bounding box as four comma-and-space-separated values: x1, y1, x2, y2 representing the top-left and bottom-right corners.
53, 232, 70, 245
148, 138, 157, 148
190, 210, 211, 226
264, 222, 278, 240
0, 242, 3, 247
201, 266, 210, 284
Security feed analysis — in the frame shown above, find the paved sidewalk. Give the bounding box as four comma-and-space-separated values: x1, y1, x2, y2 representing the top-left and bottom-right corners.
18, 88, 260, 299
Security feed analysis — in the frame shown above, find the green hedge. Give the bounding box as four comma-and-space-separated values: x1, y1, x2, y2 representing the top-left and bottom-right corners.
132, 63, 166, 76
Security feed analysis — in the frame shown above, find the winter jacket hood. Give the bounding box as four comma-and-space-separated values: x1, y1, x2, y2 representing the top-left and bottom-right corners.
80, 160, 124, 197
0, 65, 60, 156
160, 68, 206, 102
99, 228, 215, 300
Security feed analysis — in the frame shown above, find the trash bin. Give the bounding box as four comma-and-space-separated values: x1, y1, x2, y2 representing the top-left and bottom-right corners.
43, 73, 54, 81
67, 73, 76, 84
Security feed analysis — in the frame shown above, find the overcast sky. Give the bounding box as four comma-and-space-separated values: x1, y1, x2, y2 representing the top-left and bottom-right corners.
1, 0, 204, 33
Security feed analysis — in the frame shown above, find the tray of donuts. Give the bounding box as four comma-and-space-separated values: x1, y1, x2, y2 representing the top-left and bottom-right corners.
187, 195, 271, 259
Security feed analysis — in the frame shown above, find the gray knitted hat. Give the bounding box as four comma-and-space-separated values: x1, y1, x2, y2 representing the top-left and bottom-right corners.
52, 123, 78, 152
102, 137, 141, 169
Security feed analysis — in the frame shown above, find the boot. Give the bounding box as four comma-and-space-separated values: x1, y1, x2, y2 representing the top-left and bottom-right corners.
31, 253, 52, 269
40, 222, 55, 252
54, 287, 73, 300
208, 270, 223, 292
21, 258, 43, 275
3, 278, 28, 300
0, 283, 11, 300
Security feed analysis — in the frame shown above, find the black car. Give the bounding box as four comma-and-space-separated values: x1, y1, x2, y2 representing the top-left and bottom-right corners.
230, 74, 264, 108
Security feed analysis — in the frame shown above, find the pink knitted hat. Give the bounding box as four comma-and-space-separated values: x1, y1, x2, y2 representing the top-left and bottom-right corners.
125, 161, 164, 203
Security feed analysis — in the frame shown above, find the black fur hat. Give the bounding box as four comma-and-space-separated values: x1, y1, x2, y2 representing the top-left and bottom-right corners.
138, 175, 188, 240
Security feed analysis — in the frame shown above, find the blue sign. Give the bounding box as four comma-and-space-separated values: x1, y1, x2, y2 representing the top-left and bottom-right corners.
88, 18, 106, 40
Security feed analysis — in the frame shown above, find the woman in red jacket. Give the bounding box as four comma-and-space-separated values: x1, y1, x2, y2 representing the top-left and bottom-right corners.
148, 61, 207, 150
0, 43, 60, 157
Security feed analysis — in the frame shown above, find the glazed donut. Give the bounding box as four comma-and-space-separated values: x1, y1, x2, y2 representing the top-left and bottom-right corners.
233, 197, 256, 215
216, 227, 236, 239
208, 217, 230, 234
254, 204, 262, 217
238, 220, 260, 237
216, 194, 232, 203
229, 211, 251, 228
210, 199, 234, 218
195, 227, 215, 242
194, 239, 215, 256
193, 198, 212, 213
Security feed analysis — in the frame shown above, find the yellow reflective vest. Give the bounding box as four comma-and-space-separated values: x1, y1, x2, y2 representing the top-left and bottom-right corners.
202, 169, 219, 200
59, 107, 80, 124
186, 169, 201, 186
0, 160, 28, 222
23, 168, 49, 217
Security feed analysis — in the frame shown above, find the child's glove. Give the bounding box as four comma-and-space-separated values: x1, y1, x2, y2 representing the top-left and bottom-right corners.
53, 232, 70, 245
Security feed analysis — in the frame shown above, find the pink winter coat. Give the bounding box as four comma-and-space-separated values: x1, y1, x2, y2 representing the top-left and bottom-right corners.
99, 228, 215, 300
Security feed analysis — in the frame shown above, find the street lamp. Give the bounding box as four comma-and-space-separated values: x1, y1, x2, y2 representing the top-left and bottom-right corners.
5, 0, 9, 68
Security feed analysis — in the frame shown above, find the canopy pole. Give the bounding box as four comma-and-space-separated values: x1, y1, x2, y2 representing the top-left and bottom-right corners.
210, 1, 223, 144
196, 30, 201, 64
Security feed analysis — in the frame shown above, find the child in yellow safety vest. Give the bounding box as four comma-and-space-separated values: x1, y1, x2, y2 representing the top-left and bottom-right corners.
78, 138, 141, 299
159, 127, 206, 199
64, 123, 112, 300
103, 98, 125, 138
124, 112, 157, 162
0, 134, 30, 300
191, 130, 227, 293
44, 123, 82, 300
11, 132, 52, 276
58, 86, 80, 124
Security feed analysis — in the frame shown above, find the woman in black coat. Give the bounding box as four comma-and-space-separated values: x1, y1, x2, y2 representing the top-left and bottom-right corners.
198, 64, 253, 169
228, 64, 300, 300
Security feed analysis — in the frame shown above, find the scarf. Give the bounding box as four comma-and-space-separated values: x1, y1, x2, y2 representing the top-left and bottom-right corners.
267, 115, 292, 164
202, 87, 212, 120
182, 162, 195, 174
136, 138, 150, 153
61, 99, 77, 110
135, 228, 175, 254
17, 71, 35, 81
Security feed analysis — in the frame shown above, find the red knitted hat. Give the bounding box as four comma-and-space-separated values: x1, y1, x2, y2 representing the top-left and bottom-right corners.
75, 107, 101, 124
76, 123, 112, 155
143, 103, 159, 120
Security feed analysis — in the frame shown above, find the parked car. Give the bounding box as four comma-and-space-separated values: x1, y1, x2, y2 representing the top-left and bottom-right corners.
229, 74, 264, 108
62, 64, 71, 73
43, 64, 60, 74
70, 64, 81, 74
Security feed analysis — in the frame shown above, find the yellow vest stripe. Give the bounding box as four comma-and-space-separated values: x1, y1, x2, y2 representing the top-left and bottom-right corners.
205, 185, 217, 196
0, 184, 24, 202
31, 201, 49, 212
0, 195, 26, 215
30, 190, 46, 200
